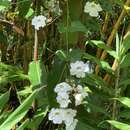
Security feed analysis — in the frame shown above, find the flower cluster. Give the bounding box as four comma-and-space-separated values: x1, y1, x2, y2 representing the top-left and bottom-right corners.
49, 108, 77, 126
74, 85, 88, 106
32, 15, 47, 30
48, 60, 90, 130
70, 61, 93, 78
54, 82, 72, 108
49, 81, 88, 130
84, 1, 102, 17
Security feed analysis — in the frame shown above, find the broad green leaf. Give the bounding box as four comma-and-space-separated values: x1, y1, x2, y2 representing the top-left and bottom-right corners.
115, 97, 130, 107
76, 120, 98, 130
0, 91, 9, 110
119, 79, 130, 86
83, 53, 114, 74
47, 58, 66, 107
18, 0, 31, 18
120, 109, 130, 119
120, 53, 130, 68
107, 120, 130, 130
69, 21, 87, 33
68, 49, 84, 62
40, 62, 47, 86
28, 61, 42, 87
58, 21, 87, 33
0, 90, 37, 130
99, 0, 113, 13
87, 103, 109, 116
86, 40, 118, 59
82, 73, 113, 96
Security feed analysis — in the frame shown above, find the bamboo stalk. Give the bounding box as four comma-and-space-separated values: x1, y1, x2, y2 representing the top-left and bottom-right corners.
95, 0, 130, 75
104, 25, 130, 82
96, 13, 110, 58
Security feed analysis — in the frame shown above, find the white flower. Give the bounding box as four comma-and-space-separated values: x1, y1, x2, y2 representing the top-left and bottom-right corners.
84, 1, 102, 17
48, 108, 63, 124
56, 93, 70, 108
75, 85, 88, 106
77, 85, 88, 97
70, 61, 93, 78
84, 61, 93, 73
66, 119, 78, 130
63, 109, 77, 126
32, 15, 47, 30
54, 82, 72, 94
75, 94, 83, 106
70, 61, 87, 78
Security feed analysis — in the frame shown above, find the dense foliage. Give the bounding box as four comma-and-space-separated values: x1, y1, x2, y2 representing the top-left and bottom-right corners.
1, 0, 130, 130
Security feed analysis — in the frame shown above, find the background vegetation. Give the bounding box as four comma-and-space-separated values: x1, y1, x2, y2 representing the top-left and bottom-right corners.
1, 0, 130, 130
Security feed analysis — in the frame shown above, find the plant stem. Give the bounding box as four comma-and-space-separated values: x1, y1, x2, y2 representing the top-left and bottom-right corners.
32, 29, 38, 130
66, 0, 69, 55
111, 63, 120, 130
34, 30, 38, 61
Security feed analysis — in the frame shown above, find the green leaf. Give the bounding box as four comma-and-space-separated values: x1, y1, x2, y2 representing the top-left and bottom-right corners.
56, 50, 67, 61
0, 63, 28, 86
121, 34, 130, 55
47, 58, 66, 107
120, 109, 130, 119
0, 0, 10, 7
83, 53, 114, 74
86, 40, 118, 59
18, 0, 31, 18
0, 91, 9, 110
115, 97, 130, 108
58, 21, 87, 33
119, 79, 130, 86
107, 120, 130, 130
28, 61, 42, 87
0, 5, 6, 11
120, 53, 130, 68
0, 90, 37, 130
25, 8, 34, 19
68, 49, 84, 62
69, 21, 87, 33
17, 119, 29, 130
76, 120, 98, 130
27, 109, 47, 129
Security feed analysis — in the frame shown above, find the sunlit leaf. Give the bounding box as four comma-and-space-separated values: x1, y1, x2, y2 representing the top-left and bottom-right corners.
107, 120, 130, 130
